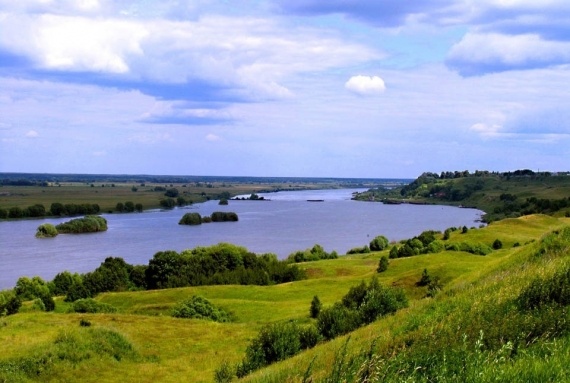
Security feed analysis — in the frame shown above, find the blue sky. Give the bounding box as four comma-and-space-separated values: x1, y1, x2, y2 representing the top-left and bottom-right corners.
0, 0, 569, 178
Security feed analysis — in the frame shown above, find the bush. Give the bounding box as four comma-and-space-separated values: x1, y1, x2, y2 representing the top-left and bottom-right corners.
369, 235, 389, 251
171, 296, 231, 322
417, 269, 431, 286
35, 223, 58, 238
377, 256, 389, 273
347, 245, 370, 254
237, 321, 303, 377
310, 295, 322, 318
493, 239, 503, 250
214, 361, 234, 383
179, 212, 202, 225
55, 215, 108, 234
211, 211, 239, 222
317, 303, 361, 340
70, 298, 117, 313
0, 292, 21, 316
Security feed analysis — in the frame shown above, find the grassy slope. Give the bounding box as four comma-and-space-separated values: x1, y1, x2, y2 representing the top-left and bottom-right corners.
1, 215, 569, 382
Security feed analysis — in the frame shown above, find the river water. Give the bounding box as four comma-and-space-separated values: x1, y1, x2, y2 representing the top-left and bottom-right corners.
0, 188, 483, 290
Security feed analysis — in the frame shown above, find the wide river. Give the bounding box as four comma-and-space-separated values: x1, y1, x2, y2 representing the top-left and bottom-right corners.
0, 188, 483, 290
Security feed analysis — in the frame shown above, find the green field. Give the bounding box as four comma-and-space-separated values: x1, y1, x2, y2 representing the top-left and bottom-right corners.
0, 174, 386, 215
2, 213, 569, 382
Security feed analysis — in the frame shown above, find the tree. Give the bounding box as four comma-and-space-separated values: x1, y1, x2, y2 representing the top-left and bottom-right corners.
116, 202, 125, 212
493, 239, 503, 250
418, 269, 431, 286
369, 235, 389, 251
35, 223, 58, 238
310, 295, 322, 318
165, 188, 179, 198
377, 256, 389, 273
179, 212, 202, 225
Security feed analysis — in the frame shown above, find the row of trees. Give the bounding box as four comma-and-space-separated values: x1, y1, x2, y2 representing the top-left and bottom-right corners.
1, 243, 306, 313
0, 203, 102, 219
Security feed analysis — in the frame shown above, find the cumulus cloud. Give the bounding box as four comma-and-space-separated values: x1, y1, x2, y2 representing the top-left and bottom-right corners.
446, 33, 570, 75
25, 130, 38, 138
345, 75, 386, 96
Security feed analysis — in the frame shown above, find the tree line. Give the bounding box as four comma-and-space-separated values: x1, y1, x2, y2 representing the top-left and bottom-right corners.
1, 243, 305, 316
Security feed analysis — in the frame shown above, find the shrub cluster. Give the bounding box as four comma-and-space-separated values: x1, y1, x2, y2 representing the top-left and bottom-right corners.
287, 244, 338, 263
389, 229, 493, 258
236, 321, 318, 377
115, 201, 143, 213
50, 203, 101, 217
318, 277, 408, 340
178, 211, 239, 225
69, 298, 117, 313
36, 244, 304, 303
146, 244, 304, 289
171, 296, 231, 322
0, 291, 21, 316
55, 215, 108, 234
230, 277, 408, 379
35, 223, 58, 238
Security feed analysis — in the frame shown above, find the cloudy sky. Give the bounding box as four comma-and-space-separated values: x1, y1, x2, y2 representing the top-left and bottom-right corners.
0, 0, 569, 178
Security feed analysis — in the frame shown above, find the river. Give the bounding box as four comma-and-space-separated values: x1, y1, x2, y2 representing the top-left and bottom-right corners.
0, 188, 483, 290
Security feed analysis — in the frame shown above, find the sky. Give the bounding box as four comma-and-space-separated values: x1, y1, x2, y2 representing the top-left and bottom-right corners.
0, 0, 569, 178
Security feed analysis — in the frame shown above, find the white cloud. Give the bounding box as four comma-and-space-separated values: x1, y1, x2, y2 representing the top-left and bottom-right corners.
470, 122, 503, 138
25, 130, 39, 138
345, 75, 386, 96
447, 33, 570, 75
206, 133, 221, 141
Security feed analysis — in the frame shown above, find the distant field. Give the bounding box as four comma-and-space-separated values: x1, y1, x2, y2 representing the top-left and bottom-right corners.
0, 175, 388, 213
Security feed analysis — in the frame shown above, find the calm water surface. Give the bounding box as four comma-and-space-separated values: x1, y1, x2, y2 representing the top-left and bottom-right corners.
0, 188, 483, 289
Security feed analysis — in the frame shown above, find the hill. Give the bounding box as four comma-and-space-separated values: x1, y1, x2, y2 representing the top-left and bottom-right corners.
1, 213, 569, 382
353, 170, 570, 222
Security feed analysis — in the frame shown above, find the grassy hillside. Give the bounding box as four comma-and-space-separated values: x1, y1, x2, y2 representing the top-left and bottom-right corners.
1, 214, 569, 382
354, 170, 570, 222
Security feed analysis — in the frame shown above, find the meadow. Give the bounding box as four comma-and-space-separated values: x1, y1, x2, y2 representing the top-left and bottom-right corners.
2, 213, 569, 382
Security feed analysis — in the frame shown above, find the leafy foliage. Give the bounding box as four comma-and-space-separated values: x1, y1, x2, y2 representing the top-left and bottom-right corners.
171, 295, 232, 322
55, 215, 108, 234
369, 235, 389, 251
178, 212, 202, 225
145, 243, 304, 289
287, 244, 338, 263
70, 298, 118, 313
35, 223, 58, 238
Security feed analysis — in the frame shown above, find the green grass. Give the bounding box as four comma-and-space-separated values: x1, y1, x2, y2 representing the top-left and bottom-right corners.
1, 214, 569, 382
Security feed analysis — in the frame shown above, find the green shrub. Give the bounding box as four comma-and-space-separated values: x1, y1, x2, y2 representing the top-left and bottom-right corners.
70, 298, 117, 313
369, 235, 389, 251
35, 223, 58, 238
426, 240, 445, 253
377, 256, 389, 273
171, 296, 231, 322
55, 215, 107, 234
214, 360, 234, 383
310, 295, 322, 318
493, 239, 503, 250
178, 212, 202, 225
347, 245, 370, 254
0, 292, 21, 316
317, 303, 361, 340
211, 211, 239, 222
237, 321, 303, 377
